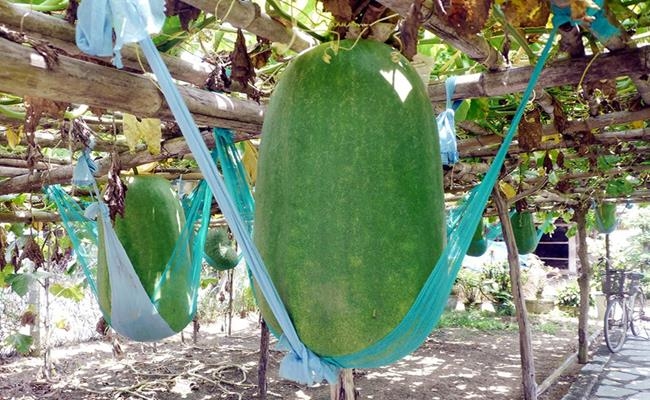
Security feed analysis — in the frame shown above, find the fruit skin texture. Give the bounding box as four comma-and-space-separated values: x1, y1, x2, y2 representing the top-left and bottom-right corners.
511, 211, 538, 255
466, 218, 488, 257
595, 202, 617, 234
253, 39, 445, 357
204, 227, 239, 270
97, 175, 192, 332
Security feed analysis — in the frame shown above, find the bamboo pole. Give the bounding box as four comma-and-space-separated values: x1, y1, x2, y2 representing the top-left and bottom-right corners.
428, 45, 650, 102
0, 36, 265, 133
181, 0, 314, 52
0, 0, 213, 88
492, 188, 537, 400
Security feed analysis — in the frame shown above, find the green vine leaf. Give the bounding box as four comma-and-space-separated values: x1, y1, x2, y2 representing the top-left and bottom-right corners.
49, 282, 85, 302
7, 273, 30, 297
4, 333, 33, 355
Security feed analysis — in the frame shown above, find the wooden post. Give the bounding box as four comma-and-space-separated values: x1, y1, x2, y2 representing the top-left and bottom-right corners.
227, 269, 234, 337
573, 203, 592, 364
493, 188, 537, 400
258, 320, 269, 400
330, 369, 357, 400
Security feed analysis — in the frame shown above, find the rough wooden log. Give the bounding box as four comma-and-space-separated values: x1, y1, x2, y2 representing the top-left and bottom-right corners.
0, 0, 213, 88
182, 0, 314, 52
0, 130, 216, 195
428, 45, 650, 102
0, 210, 60, 223
0, 36, 265, 133
459, 122, 650, 158
492, 187, 537, 400
377, 0, 503, 70
572, 202, 591, 364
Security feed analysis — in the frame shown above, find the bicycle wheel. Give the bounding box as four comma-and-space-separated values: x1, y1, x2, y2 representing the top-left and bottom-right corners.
604, 298, 628, 353
630, 292, 646, 337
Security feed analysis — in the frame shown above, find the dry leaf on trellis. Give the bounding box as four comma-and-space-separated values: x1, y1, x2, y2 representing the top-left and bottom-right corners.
321, 0, 354, 22
517, 108, 542, 151
6, 126, 23, 149
230, 29, 260, 102
122, 113, 162, 155
250, 37, 272, 70
543, 152, 554, 173
446, 0, 492, 36
104, 155, 127, 222
23, 96, 68, 134
165, 0, 201, 30
398, 0, 423, 61
502, 0, 550, 28
498, 181, 517, 200
556, 150, 565, 168
20, 236, 45, 270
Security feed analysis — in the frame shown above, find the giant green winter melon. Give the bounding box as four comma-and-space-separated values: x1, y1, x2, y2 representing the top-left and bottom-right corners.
511, 211, 538, 255
466, 218, 488, 257
595, 202, 617, 234
97, 175, 193, 332
254, 39, 445, 357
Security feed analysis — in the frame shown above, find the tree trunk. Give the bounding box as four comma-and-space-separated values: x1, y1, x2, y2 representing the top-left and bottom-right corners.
573, 203, 592, 364
258, 320, 270, 400
330, 369, 357, 400
492, 188, 537, 400
27, 275, 41, 357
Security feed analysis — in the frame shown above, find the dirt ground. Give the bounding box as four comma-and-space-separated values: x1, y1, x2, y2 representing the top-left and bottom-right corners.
0, 313, 599, 400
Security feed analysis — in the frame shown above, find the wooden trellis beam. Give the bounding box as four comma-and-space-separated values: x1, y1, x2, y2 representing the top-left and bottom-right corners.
0, 36, 265, 133
428, 45, 650, 102
378, 0, 504, 70
457, 107, 650, 157
462, 127, 650, 158
0, 0, 214, 88
0, 129, 217, 195
181, 0, 314, 52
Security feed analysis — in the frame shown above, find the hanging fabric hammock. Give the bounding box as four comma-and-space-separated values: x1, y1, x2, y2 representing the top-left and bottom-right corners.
72, 0, 616, 385
48, 127, 255, 341
47, 149, 212, 341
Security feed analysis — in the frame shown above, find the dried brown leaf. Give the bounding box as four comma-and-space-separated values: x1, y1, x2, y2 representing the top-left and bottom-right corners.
20, 236, 45, 270
556, 151, 565, 168
446, 0, 492, 35
165, 0, 201, 30
20, 311, 37, 326
250, 37, 272, 70
399, 0, 423, 60
322, 0, 354, 22
104, 155, 127, 222
502, 0, 550, 28
543, 152, 554, 173
517, 108, 542, 151
230, 29, 260, 102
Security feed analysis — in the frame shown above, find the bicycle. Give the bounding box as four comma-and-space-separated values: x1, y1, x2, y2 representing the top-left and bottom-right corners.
603, 269, 648, 353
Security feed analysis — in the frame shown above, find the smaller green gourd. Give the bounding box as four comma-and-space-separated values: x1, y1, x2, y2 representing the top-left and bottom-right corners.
595, 202, 617, 234
204, 227, 239, 270
511, 211, 538, 255
466, 218, 488, 257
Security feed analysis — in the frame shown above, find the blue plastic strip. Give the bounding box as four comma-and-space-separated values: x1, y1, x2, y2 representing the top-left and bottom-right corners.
551, 0, 618, 42
437, 76, 459, 166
